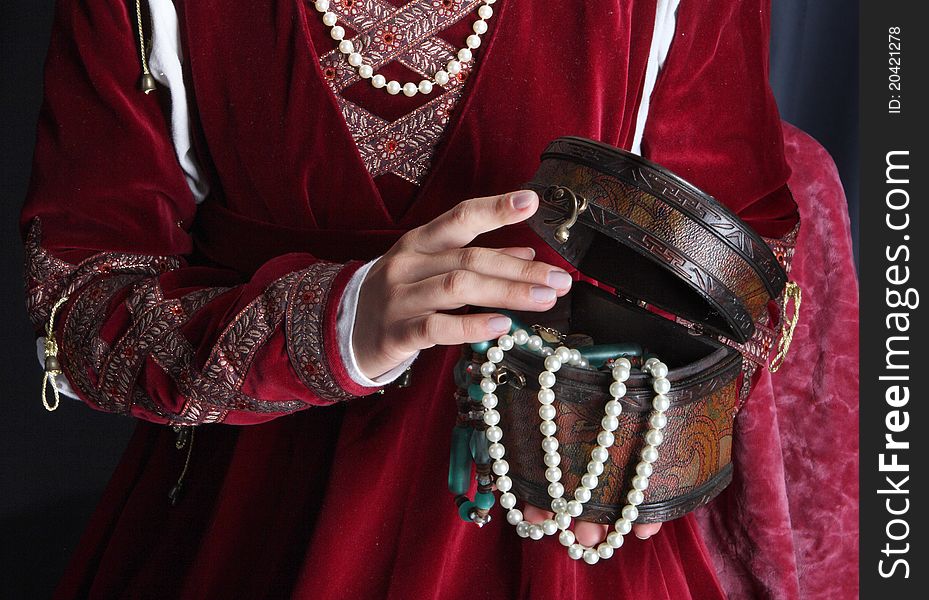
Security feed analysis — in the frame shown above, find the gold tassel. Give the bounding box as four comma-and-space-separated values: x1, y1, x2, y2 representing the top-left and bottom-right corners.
135, 0, 156, 94
41, 295, 70, 411
769, 281, 802, 373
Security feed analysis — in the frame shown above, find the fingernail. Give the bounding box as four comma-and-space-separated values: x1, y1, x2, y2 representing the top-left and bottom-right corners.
530, 286, 557, 303
635, 533, 651, 540
510, 190, 537, 209
546, 270, 572, 290
489, 316, 512, 332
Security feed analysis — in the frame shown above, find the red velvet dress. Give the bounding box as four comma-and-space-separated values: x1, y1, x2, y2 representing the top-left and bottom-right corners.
20, 0, 811, 598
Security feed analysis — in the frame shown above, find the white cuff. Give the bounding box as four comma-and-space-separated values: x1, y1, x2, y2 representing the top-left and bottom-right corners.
336, 257, 420, 387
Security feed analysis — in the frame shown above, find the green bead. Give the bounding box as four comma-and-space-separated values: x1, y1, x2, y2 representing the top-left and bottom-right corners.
470, 340, 492, 353
448, 426, 473, 496
468, 384, 484, 402
469, 427, 491, 463
458, 500, 477, 522
474, 491, 495, 510
580, 343, 644, 368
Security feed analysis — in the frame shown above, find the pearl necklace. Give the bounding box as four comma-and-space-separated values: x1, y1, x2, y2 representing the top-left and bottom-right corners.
311, 0, 498, 97
480, 329, 671, 564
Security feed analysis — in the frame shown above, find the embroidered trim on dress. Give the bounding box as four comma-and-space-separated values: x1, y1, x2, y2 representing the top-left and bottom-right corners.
314, 0, 482, 184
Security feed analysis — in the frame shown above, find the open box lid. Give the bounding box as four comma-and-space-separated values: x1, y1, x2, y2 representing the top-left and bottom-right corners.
524, 137, 787, 344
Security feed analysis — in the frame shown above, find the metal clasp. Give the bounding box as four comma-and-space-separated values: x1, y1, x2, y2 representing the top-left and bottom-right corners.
542, 186, 588, 243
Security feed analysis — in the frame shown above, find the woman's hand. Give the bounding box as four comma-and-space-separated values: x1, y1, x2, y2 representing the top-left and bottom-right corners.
354, 188, 664, 545
353, 190, 573, 380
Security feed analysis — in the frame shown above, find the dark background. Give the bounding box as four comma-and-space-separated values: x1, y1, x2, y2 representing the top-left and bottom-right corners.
1, 1, 859, 597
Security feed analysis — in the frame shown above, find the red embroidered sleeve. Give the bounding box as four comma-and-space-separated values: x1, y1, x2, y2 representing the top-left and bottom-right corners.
20, 0, 379, 425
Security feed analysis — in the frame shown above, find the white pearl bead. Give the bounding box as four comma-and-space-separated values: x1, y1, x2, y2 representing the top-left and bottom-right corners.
513, 329, 529, 345
587, 460, 604, 476
578, 358, 589, 368
527, 335, 543, 351
330, 25, 345, 40
614, 357, 632, 369
609, 381, 626, 398
555, 346, 572, 362
480, 361, 496, 377
539, 420, 556, 437
632, 475, 649, 491
551, 498, 568, 513
627, 489, 644, 506
614, 517, 633, 535
581, 473, 598, 489
481, 393, 497, 409
492, 459, 509, 476
537, 388, 554, 404
545, 451, 562, 467
446, 60, 462, 75
567, 500, 583, 517
649, 412, 668, 429
542, 436, 559, 453
542, 519, 559, 536
574, 487, 591, 503
473, 19, 489, 35
538, 371, 556, 388
480, 378, 496, 394
371, 74, 386, 88
597, 542, 614, 559
607, 531, 625, 548
596, 431, 614, 448
516, 521, 531, 538
543, 355, 562, 372
568, 544, 584, 560
636, 462, 654, 478
482, 409, 500, 426
604, 400, 623, 417
457, 48, 473, 63
612, 365, 630, 382
529, 524, 544, 540
338, 40, 354, 54
641, 445, 659, 463
488, 442, 505, 459
541, 347, 554, 357
358, 64, 373, 79
601, 415, 619, 432
569, 349, 582, 365
483, 0, 497, 4
434, 70, 450, 86
645, 429, 664, 446
417, 79, 434, 94
548, 482, 565, 498
486, 346, 504, 363
500, 492, 516, 509
583, 549, 600, 564
559, 529, 575, 547
555, 511, 572, 529
538, 404, 555, 421
314, 0, 330, 13
485, 426, 502, 442
590, 445, 608, 463
644, 357, 659, 369
466, 34, 482, 48
653, 377, 671, 395
545, 467, 562, 483
478, 4, 493, 19
653, 394, 670, 412
622, 505, 639, 521
386, 80, 401, 95
506, 508, 523, 525
498, 334, 514, 351
496, 475, 512, 492
322, 11, 337, 26
650, 362, 669, 378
